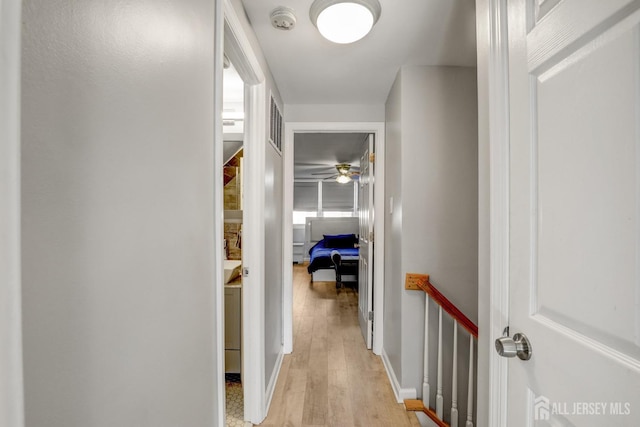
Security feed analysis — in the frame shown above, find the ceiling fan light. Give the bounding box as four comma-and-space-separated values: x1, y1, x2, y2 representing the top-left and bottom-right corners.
336, 174, 352, 184
336, 163, 351, 174
310, 0, 381, 44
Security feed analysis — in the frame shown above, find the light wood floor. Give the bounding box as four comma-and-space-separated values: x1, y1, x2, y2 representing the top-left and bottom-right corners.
259, 264, 419, 427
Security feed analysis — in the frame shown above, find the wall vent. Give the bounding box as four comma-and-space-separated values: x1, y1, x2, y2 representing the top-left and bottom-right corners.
269, 95, 283, 152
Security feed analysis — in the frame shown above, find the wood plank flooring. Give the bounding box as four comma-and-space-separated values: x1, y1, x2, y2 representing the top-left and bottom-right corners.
259, 264, 419, 427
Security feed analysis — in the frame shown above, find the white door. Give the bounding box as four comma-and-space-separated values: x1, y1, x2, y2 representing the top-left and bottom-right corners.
358, 134, 374, 349
500, 0, 640, 425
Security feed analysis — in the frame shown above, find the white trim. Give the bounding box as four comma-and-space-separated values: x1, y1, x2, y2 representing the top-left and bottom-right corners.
242, 81, 267, 425
476, 0, 511, 425
372, 124, 385, 355
264, 349, 284, 413
381, 348, 417, 403
220, 0, 267, 424
223, 0, 264, 85
213, 2, 226, 426
317, 180, 323, 216
282, 123, 295, 348
0, 1, 24, 425
282, 122, 385, 355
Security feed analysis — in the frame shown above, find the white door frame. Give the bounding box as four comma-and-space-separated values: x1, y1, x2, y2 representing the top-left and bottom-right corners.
0, 0, 25, 425
283, 122, 385, 355
216, 1, 267, 424
476, 0, 511, 425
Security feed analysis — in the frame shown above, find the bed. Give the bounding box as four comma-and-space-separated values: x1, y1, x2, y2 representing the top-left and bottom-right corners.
305, 217, 359, 283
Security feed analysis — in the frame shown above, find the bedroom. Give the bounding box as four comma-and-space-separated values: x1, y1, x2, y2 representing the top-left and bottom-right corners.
292, 132, 368, 279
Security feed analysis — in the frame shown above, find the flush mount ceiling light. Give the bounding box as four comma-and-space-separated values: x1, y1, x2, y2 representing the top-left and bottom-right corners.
310, 0, 381, 44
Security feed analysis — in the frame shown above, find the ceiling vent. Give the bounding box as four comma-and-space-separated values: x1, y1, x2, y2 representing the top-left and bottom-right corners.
270, 6, 297, 31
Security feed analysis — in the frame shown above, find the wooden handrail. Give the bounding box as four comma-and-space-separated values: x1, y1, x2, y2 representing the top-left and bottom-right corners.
405, 399, 449, 427
405, 273, 478, 338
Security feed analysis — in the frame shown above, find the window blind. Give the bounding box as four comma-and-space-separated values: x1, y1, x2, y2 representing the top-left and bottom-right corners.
322, 181, 354, 211
293, 182, 318, 211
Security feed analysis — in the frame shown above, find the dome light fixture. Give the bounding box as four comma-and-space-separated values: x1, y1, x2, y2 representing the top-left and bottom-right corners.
310, 0, 381, 44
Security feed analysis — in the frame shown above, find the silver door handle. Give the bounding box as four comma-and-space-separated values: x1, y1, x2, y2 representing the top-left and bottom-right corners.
495, 332, 532, 361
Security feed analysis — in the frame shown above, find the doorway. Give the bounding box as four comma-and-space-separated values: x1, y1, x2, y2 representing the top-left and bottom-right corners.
283, 122, 386, 355
222, 55, 245, 426
291, 132, 371, 345
216, 3, 267, 425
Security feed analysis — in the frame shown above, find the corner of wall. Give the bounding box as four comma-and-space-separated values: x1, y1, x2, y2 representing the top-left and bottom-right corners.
381, 347, 417, 403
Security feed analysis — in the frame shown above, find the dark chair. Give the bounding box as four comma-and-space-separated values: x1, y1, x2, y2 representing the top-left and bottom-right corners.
331, 250, 358, 289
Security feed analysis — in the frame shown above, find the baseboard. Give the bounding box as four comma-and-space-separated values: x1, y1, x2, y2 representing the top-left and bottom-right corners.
265, 348, 284, 414
381, 348, 417, 403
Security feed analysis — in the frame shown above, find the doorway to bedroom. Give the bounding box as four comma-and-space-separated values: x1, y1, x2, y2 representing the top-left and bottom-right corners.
292, 133, 366, 269
282, 123, 386, 357
270, 122, 389, 423
292, 130, 375, 347
291, 133, 368, 349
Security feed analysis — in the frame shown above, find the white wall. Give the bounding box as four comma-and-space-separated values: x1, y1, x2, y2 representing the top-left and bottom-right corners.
21, 1, 218, 425
383, 66, 478, 421
384, 74, 404, 381
1, 1, 24, 425
285, 104, 385, 122
403, 66, 478, 321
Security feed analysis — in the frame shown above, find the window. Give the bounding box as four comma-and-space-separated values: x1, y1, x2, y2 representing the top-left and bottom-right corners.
293, 181, 319, 224
322, 181, 355, 212
292, 211, 317, 225
294, 182, 318, 210
322, 211, 354, 218
293, 180, 358, 224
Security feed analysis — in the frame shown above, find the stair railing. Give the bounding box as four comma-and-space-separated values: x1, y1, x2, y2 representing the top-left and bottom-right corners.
404, 273, 478, 427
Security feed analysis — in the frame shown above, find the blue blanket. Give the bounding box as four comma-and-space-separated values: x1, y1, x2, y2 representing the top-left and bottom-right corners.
307, 239, 359, 274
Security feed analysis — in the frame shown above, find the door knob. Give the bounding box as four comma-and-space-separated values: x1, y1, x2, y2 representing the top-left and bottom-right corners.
495, 332, 532, 360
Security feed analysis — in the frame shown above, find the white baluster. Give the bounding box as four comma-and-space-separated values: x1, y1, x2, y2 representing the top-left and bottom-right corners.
466, 335, 475, 427
436, 306, 443, 418
451, 322, 458, 427
422, 294, 430, 408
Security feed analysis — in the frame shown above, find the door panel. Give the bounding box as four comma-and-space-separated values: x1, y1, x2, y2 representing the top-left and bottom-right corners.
358, 134, 374, 349
535, 27, 639, 355
506, 0, 640, 425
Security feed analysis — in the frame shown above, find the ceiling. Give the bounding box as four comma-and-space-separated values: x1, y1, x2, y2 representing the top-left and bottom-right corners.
294, 133, 368, 179
241, 0, 477, 105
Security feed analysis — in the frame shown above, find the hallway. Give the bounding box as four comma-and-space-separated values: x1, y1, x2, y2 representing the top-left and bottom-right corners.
261, 265, 419, 426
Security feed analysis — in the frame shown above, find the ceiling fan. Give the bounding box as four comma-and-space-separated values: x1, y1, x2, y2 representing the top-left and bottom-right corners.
311, 163, 360, 183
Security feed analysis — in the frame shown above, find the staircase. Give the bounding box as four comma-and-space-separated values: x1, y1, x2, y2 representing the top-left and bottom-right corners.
404, 274, 478, 427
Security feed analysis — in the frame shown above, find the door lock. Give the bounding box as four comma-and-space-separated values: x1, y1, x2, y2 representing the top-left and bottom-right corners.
495, 329, 532, 361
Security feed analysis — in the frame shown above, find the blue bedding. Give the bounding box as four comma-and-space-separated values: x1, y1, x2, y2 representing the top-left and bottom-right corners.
307, 238, 359, 274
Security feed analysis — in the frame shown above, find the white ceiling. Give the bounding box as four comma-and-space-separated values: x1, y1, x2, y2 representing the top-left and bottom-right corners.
294, 133, 368, 179
223, 60, 244, 106
241, 0, 477, 105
